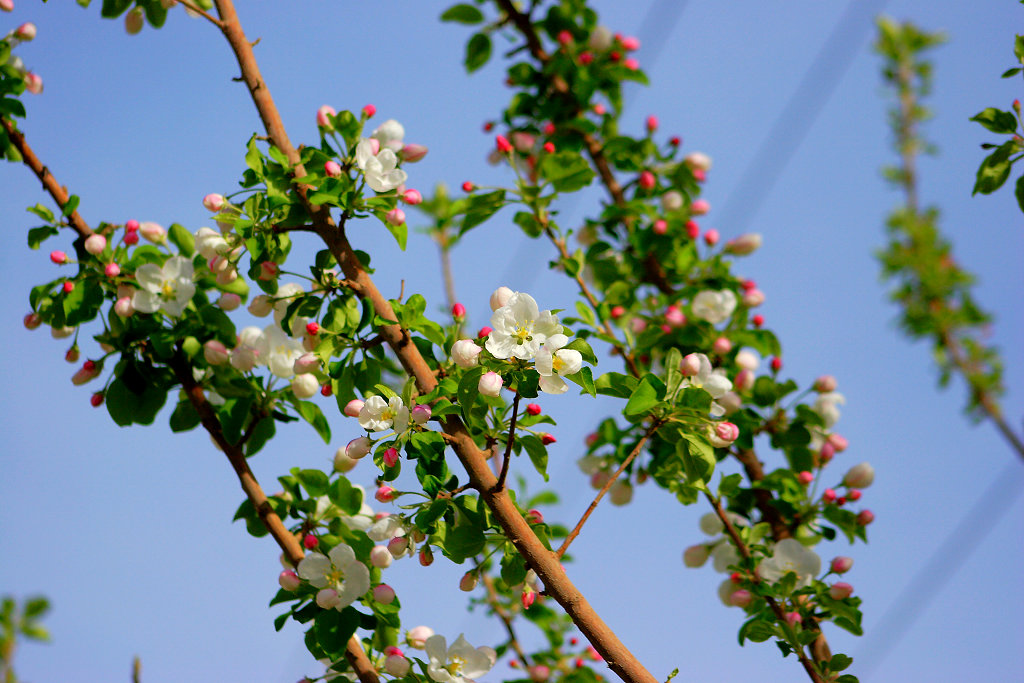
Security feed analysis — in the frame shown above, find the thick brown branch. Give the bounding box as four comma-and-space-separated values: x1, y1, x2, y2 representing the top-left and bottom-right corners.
212, 3, 656, 683
557, 420, 661, 559
2, 117, 93, 239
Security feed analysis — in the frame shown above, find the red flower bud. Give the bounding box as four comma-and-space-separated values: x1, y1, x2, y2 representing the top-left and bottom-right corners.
305, 322, 320, 336
526, 403, 541, 416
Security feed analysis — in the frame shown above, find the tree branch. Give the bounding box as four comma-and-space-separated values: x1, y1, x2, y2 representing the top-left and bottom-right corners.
211, 3, 658, 682
481, 573, 532, 669
496, 393, 521, 492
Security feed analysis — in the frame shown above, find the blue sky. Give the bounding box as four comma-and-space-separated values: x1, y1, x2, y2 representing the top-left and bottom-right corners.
1, 2, 1021, 682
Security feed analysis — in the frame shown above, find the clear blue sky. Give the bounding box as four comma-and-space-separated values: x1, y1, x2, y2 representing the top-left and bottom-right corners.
1, 2, 1021, 682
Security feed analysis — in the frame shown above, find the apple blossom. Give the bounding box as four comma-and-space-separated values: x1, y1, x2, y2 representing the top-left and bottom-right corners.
114, 296, 134, 318
194, 227, 228, 260
203, 340, 229, 365
843, 462, 875, 489
813, 392, 846, 428
678, 353, 733, 415
831, 556, 854, 574
424, 633, 496, 683
344, 399, 365, 418
450, 339, 482, 368
729, 589, 753, 608
257, 324, 305, 378
15, 22, 35, 41
132, 256, 195, 317
125, 8, 144, 34
759, 539, 821, 588
369, 545, 393, 569
355, 138, 407, 192
345, 436, 372, 459
661, 190, 683, 211
536, 334, 583, 394
297, 544, 370, 610
248, 294, 273, 317
609, 481, 633, 506
709, 422, 739, 447
830, 582, 854, 600
478, 371, 503, 397
486, 291, 562, 360
856, 510, 875, 526
703, 228, 720, 245
373, 583, 396, 605
692, 289, 737, 325
291, 374, 319, 399
685, 152, 712, 171
333, 447, 358, 473
139, 222, 166, 243
359, 395, 410, 433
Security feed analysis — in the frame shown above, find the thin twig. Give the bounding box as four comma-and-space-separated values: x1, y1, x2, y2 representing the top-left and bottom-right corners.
177, 0, 224, 27
495, 394, 522, 492
131, 656, 141, 683
481, 573, 532, 669
556, 420, 662, 559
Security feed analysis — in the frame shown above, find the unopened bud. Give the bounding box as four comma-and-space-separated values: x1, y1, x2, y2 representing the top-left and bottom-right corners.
724, 233, 762, 255
291, 374, 319, 399
375, 485, 397, 503
729, 589, 753, 607
386, 207, 406, 226
370, 545, 393, 569
387, 536, 410, 558
712, 337, 732, 354
683, 544, 710, 568
317, 105, 336, 130
333, 447, 358, 473
831, 556, 854, 574
856, 509, 874, 526
418, 546, 434, 566
373, 583, 396, 604
204, 340, 230, 365
814, 375, 837, 393
459, 572, 478, 592
23, 312, 41, 330
638, 170, 656, 190
125, 8, 144, 34
490, 286, 514, 310
279, 569, 301, 591
479, 371, 503, 397
680, 353, 702, 376
324, 160, 342, 178
346, 436, 372, 459
609, 481, 633, 506
316, 588, 341, 610
797, 471, 814, 485
703, 228, 719, 245
403, 188, 423, 204
401, 143, 428, 163
384, 655, 410, 677
84, 234, 106, 255
843, 462, 874, 489
829, 582, 854, 600
411, 404, 431, 425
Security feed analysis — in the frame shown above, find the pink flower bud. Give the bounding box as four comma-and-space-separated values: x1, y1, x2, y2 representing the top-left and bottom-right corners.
384, 646, 404, 658
521, 589, 536, 609
114, 296, 134, 318
645, 115, 658, 133
693, 168, 707, 182
495, 135, 514, 154
65, 346, 79, 363
711, 422, 739, 447
317, 105, 336, 129
291, 374, 319, 399
82, 234, 106, 255
346, 436, 372, 459
843, 462, 874, 489
303, 534, 319, 550
411, 404, 431, 425
90, 392, 104, 407
814, 375, 837, 393
703, 228, 719, 246
680, 353, 702, 376
386, 207, 405, 226
784, 612, 801, 627
344, 399, 365, 418
370, 545, 393, 569
733, 370, 754, 393
665, 305, 686, 328
387, 536, 409, 558
856, 510, 875, 526
375, 485, 397, 503
315, 588, 341, 609
451, 339, 481, 368
139, 222, 166, 243
524, 404, 542, 418
526, 509, 544, 524
0, 1, 13, 13
823, 488, 837, 503
125, 8, 144, 34
580, 52, 594, 65
609, 481, 633, 506
217, 293, 241, 311
692, 199, 711, 216
742, 289, 765, 307
384, 655, 410, 677
248, 295, 273, 317
798, 471, 814, 485
848, 489, 862, 501
403, 188, 423, 204
652, 219, 668, 235
406, 626, 434, 649
278, 569, 300, 591
203, 193, 225, 212
418, 546, 434, 566
15, 22, 36, 41
479, 371, 503, 397
752, 314, 764, 327
624, 57, 640, 70
638, 170, 656, 190
828, 433, 849, 452
724, 233, 763, 255
530, 665, 551, 683
729, 589, 752, 607
831, 556, 854, 574
23, 312, 41, 330
819, 441, 835, 463
621, 35, 641, 51
24, 72, 43, 95
451, 302, 466, 318
770, 356, 783, 372
373, 583, 396, 604
489, 287, 513, 311
686, 220, 700, 239
462, 181, 475, 193
541, 433, 557, 446
829, 582, 854, 600
401, 143, 428, 162
62, 281, 75, 294
305, 322, 320, 336
204, 340, 230, 365
683, 544, 710, 568
289, 352, 317, 375
324, 160, 342, 178
71, 362, 100, 386
382, 447, 401, 467
459, 572, 478, 592
610, 305, 626, 319
362, 103, 377, 118
215, 266, 237, 285
333, 447, 358, 473
50, 250, 68, 265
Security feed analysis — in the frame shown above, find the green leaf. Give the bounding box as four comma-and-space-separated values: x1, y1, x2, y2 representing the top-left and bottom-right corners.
539, 151, 596, 193
168, 223, 195, 256
519, 434, 549, 481
27, 225, 59, 250
100, 0, 132, 18
565, 366, 596, 397
245, 135, 264, 176
296, 469, 330, 497
1016, 175, 1024, 213
679, 433, 715, 484
457, 366, 484, 421
383, 214, 408, 250
739, 618, 776, 644
441, 4, 484, 24
969, 108, 1018, 134
464, 33, 492, 73
328, 476, 363, 516
61, 195, 80, 218
169, 399, 201, 432
245, 417, 275, 457
563, 338, 597, 366
594, 371, 638, 398
624, 374, 664, 416
445, 522, 487, 562
142, 0, 168, 27
829, 654, 853, 673
295, 400, 331, 443
513, 210, 544, 237
1016, 34, 1024, 64
314, 607, 361, 657
973, 141, 1014, 195
23, 597, 50, 619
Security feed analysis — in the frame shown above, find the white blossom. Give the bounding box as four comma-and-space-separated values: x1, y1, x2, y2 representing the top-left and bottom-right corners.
451, 339, 482, 368
485, 292, 563, 361
132, 256, 195, 317
536, 334, 583, 394
356, 139, 407, 193
194, 227, 229, 260
296, 544, 371, 610
371, 119, 405, 151
258, 324, 306, 378
759, 539, 821, 588
425, 634, 495, 683
678, 353, 732, 415
359, 395, 409, 433
691, 289, 737, 325
812, 392, 846, 429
